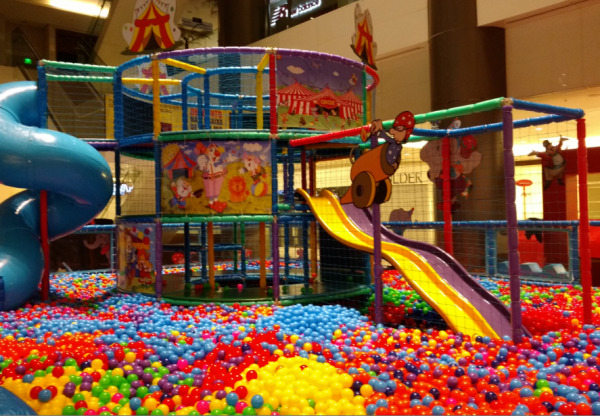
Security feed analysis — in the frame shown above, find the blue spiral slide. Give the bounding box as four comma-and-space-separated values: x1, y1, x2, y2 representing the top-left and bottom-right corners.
0, 81, 112, 310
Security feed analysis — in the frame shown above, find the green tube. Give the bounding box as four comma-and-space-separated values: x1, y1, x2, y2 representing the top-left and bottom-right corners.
46, 74, 114, 83
381, 97, 505, 128
277, 204, 291, 211
159, 130, 326, 142
233, 223, 238, 272
42, 60, 117, 73
161, 215, 273, 224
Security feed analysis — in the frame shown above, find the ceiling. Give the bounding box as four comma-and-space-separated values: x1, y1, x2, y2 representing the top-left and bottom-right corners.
0, 0, 109, 33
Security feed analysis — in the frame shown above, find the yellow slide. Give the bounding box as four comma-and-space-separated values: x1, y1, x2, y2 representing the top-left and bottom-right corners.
299, 189, 499, 338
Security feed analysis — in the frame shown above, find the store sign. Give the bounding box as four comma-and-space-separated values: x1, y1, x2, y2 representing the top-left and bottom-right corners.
113, 183, 134, 196
270, 0, 322, 26
392, 171, 426, 185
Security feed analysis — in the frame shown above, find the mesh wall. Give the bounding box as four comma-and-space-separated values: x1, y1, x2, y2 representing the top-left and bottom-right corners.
119, 148, 156, 217
45, 66, 114, 139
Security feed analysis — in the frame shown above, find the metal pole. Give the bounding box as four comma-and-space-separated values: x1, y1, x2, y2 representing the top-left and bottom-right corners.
502, 104, 523, 343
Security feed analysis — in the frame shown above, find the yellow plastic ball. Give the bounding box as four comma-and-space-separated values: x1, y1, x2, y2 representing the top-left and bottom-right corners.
112, 368, 124, 377
360, 384, 373, 397
91, 359, 104, 370
302, 406, 316, 415
145, 397, 159, 411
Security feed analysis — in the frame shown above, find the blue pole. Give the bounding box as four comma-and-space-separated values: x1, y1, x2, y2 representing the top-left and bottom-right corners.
303, 218, 309, 285
110, 229, 116, 272
182, 80, 189, 130
0, 276, 5, 312
240, 223, 247, 278
184, 223, 191, 284
287, 143, 295, 205
203, 75, 210, 129
485, 228, 497, 277
37, 63, 48, 129
201, 223, 207, 281
570, 225, 580, 282
284, 222, 290, 281
114, 71, 124, 141
115, 148, 121, 216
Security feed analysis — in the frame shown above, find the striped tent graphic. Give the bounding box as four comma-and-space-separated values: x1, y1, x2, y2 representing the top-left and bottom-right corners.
339, 90, 363, 120
164, 148, 196, 179
276, 81, 314, 115
123, 0, 180, 53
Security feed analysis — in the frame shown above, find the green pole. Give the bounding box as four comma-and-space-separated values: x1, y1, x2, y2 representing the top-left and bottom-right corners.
233, 223, 238, 272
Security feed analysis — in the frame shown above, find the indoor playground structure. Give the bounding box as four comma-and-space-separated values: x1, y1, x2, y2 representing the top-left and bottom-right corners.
0, 46, 597, 416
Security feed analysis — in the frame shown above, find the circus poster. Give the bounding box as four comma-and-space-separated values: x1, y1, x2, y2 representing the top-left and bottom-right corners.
117, 224, 156, 294
160, 141, 272, 215
275, 54, 364, 130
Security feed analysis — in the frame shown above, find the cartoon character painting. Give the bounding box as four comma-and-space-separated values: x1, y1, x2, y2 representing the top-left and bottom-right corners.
170, 178, 193, 209
239, 152, 269, 197
340, 111, 415, 208
195, 143, 228, 213
125, 233, 138, 286
228, 176, 250, 203
420, 130, 482, 213
118, 225, 155, 293
389, 207, 414, 237
528, 137, 567, 190
137, 250, 153, 286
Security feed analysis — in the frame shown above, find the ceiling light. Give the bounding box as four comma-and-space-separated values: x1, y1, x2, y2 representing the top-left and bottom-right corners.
49, 0, 110, 18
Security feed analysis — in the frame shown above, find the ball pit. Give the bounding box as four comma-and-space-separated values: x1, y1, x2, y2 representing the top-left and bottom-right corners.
3, 270, 600, 415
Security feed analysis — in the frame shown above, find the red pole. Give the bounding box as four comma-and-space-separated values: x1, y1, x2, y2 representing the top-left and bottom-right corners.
40, 190, 50, 301
578, 119, 592, 325
442, 137, 453, 255
301, 150, 307, 191
309, 154, 316, 197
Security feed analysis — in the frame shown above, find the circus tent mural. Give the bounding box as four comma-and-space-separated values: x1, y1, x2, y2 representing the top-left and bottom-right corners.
123, 0, 181, 53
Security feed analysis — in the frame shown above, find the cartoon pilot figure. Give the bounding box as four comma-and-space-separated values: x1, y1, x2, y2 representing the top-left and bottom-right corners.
368, 111, 415, 171
528, 136, 567, 190
340, 111, 415, 208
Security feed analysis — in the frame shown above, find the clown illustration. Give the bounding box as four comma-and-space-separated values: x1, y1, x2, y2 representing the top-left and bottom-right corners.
124, 233, 138, 285
137, 250, 153, 286
239, 152, 269, 197
195, 143, 228, 213
528, 137, 567, 190
170, 177, 193, 209
340, 111, 415, 208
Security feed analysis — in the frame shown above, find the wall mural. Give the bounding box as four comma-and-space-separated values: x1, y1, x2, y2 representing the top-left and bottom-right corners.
276, 54, 363, 130
117, 224, 156, 293
122, 0, 181, 53
161, 141, 272, 215
351, 3, 377, 69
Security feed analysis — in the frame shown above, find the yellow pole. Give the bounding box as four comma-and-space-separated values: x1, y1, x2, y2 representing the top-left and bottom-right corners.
160, 58, 206, 75
255, 53, 269, 130
123, 78, 181, 85
259, 222, 266, 288
151, 59, 161, 137
208, 222, 215, 289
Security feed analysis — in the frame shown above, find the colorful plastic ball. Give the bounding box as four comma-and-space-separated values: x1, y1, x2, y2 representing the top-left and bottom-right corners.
251, 395, 264, 409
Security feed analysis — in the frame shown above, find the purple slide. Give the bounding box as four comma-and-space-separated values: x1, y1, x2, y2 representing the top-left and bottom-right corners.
343, 204, 529, 339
